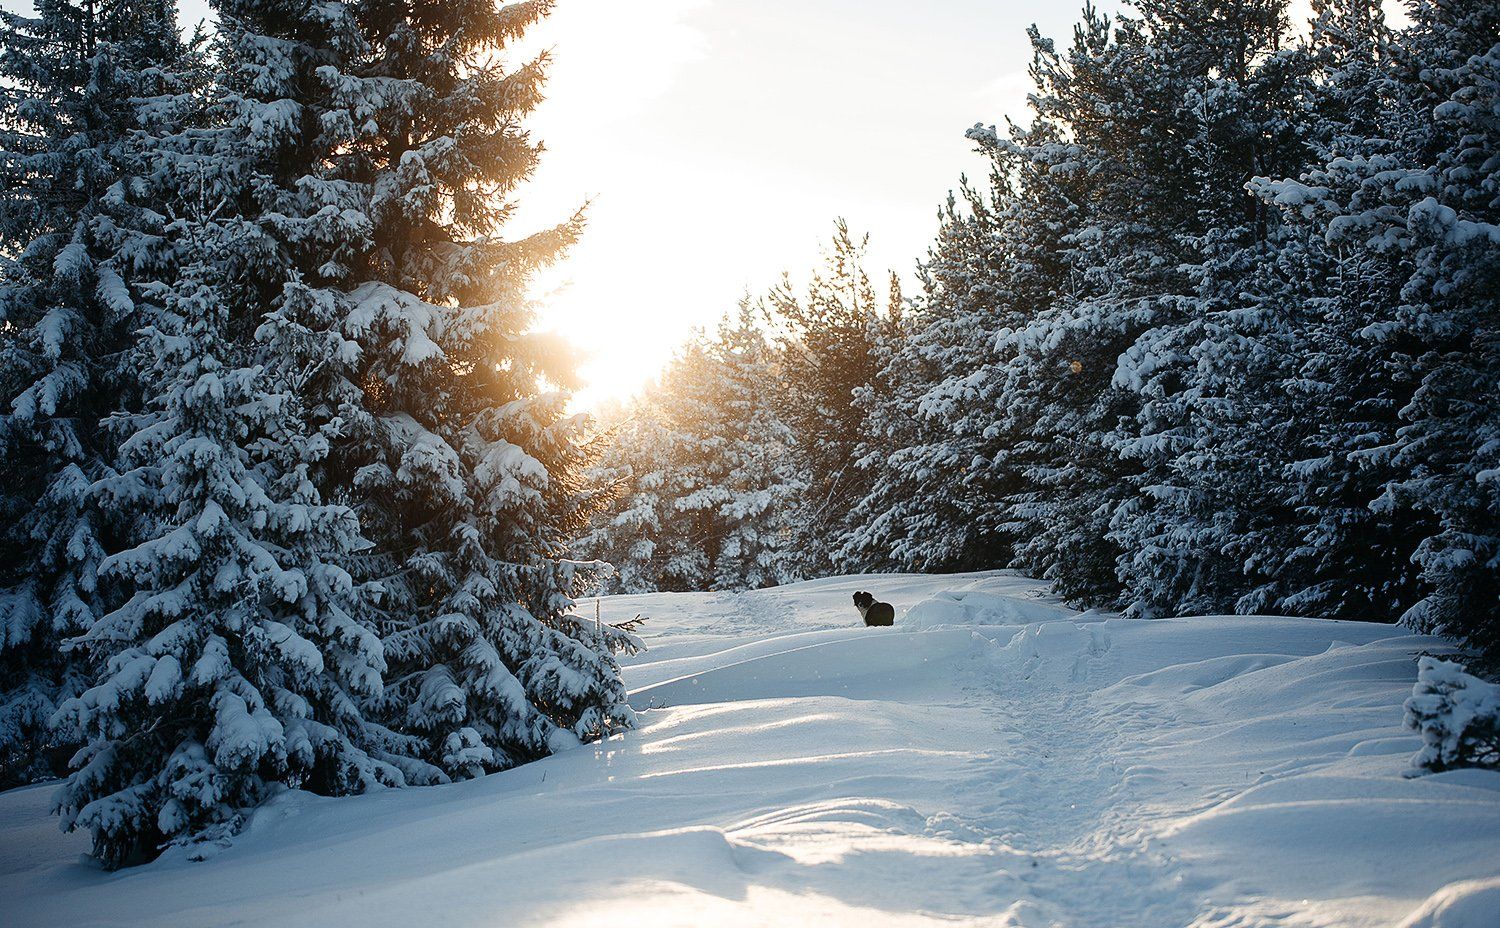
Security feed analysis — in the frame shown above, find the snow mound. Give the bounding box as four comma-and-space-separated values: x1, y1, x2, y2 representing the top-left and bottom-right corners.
1399, 876, 1500, 928
901, 589, 1079, 629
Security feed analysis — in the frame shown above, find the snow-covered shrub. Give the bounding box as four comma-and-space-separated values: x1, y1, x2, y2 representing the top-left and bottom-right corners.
1404, 657, 1500, 775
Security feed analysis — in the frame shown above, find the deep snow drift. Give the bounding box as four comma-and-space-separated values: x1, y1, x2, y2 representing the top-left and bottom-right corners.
2, 571, 1497, 927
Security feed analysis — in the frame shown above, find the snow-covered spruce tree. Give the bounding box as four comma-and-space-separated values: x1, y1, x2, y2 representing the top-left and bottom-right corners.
50, 0, 633, 864
51, 1, 400, 861
46, 0, 411, 868
954, 7, 1173, 607
766, 221, 901, 577
845, 8, 1139, 591
627, 343, 726, 592
54, 246, 395, 868
1365, 0, 1500, 661
257, 0, 638, 778
619, 343, 738, 592
0, 0, 194, 788
701, 304, 807, 590
1257, 0, 1500, 657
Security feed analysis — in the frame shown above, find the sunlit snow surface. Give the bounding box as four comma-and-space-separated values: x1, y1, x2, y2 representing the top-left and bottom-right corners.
3, 571, 1498, 927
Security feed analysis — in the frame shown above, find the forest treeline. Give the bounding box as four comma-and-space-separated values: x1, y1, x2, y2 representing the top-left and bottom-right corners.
578, 0, 1499, 666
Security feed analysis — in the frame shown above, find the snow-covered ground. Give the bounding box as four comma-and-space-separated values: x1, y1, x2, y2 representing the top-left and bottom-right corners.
3, 571, 1498, 927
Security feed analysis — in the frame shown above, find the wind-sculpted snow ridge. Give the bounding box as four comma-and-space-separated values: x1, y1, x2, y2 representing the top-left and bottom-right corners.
1, 571, 1497, 927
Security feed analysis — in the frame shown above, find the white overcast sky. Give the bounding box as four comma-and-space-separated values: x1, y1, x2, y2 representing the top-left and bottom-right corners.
17, 0, 1359, 406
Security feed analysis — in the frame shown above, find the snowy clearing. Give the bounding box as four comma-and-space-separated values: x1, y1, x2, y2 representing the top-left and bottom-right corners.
3, 571, 1498, 927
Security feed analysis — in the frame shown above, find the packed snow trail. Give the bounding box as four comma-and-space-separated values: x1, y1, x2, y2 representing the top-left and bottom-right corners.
2, 571, 1498, 927
943, 627, 1199, 928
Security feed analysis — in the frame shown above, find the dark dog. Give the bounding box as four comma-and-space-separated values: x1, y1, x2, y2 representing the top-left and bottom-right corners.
852, 591, 895, 627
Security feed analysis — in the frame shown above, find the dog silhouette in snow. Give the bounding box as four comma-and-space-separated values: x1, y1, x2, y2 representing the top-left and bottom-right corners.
852, 591, 894, 627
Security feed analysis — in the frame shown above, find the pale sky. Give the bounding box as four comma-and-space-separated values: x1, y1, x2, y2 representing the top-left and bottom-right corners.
513, 0, 1110, 407
23, 0, 1363, 407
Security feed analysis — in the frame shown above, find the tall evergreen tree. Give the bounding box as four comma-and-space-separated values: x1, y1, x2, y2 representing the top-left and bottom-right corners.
1238, 0, 1433, 619
575, 404, 683, 594
49, 0, 635, 866
840, 177, 1026, 574
0, 0, 195, 787
768, 220, 901, 576
1101, 0, 1324, 617
961, 6, 1170, 606
699, 305, 806, 590
54, 244, 394, 867
48, 0, 403, 866
1370, 0, 1500, 661
283, 0, 637, 779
